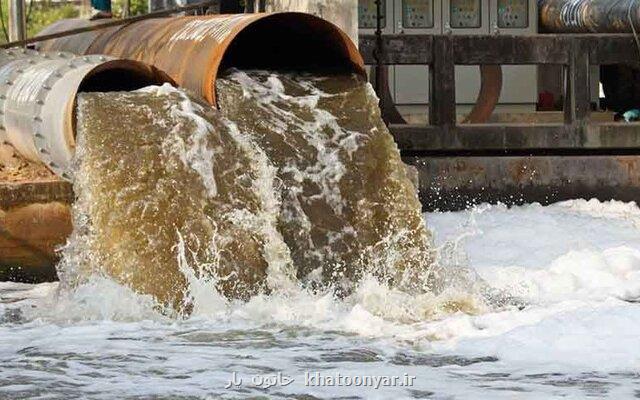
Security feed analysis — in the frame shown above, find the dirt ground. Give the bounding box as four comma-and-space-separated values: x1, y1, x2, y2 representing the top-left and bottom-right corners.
0, 143, 58, 183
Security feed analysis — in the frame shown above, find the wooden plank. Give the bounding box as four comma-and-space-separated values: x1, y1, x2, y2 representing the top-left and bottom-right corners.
452, 35, 570, 65
359, 35, 432, 65
390, 123, 640, 152
360, 33, 640, 66
430, 36, 456, 127
587, 34, 640, 65
564, 39, 591, 125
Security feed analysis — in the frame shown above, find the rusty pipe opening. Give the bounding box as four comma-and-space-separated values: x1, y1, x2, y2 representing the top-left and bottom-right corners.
220, 13, 364, 75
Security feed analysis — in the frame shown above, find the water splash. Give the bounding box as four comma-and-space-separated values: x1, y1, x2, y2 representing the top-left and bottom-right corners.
57, 72, 483, 320
65, 83, 284, 311
217, 71, 435, 295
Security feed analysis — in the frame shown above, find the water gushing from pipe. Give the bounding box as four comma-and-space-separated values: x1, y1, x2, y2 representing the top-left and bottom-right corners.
63, 72, 443, 315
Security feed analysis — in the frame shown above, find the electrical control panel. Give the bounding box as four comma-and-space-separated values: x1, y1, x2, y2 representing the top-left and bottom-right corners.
359, 0, 387, 29
394, 0, 440, 105
490, 0, 537, 105
449, 0, 481, 28
490, 0, 535, 33
497, 0, 528, 29
402, 0, 434, 29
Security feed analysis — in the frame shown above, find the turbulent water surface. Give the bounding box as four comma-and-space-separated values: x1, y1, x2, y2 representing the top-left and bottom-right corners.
1, 72, 639, 399
2, 199, 640, 399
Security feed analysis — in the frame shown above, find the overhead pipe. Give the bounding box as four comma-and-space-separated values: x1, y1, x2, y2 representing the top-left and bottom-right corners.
36, 12, 365, 106
32, 18, 119, 55
0, 48, 172, 180
540, 0, 640, 33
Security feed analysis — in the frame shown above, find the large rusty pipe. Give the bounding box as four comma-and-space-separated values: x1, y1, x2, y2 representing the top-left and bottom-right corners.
0, 48, 172, 180
540, 0, 640, 33
37, 14, 501, 122
36, 13, 365, 106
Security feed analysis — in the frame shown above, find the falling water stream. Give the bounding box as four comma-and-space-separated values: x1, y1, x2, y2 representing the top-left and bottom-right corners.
62, 71, 451, 314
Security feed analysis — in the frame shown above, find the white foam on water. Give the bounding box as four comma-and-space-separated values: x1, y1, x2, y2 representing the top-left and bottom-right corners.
419, 200, 640, 371
3, 199, 640, 398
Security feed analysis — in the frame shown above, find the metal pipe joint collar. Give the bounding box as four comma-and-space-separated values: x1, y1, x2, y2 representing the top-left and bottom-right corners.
0, 48, 171, 180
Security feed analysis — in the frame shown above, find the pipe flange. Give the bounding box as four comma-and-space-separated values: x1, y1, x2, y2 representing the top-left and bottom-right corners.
0, 49, 41, 137
30, 54, 114, 180
0, 51, 73, 141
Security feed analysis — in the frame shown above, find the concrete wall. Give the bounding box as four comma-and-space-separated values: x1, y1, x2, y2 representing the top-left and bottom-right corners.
265, 0, 358, 45
406, 155, 640, 212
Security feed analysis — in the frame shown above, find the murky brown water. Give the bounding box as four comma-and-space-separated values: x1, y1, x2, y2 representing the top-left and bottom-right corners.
66, 71, 434, 312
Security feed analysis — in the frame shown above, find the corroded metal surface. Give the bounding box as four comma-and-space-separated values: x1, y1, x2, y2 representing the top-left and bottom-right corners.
37, 13, 365, 106
540, 0, 640, 33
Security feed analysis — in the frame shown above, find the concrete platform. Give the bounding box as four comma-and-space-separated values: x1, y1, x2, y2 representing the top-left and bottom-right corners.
407, 155, 640, 211
0, 145, 72, 282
